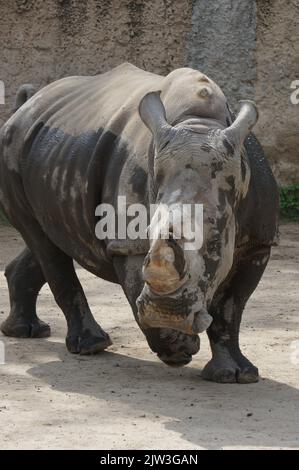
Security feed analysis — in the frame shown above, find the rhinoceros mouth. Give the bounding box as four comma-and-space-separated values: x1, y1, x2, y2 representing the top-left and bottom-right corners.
136, 289, 212, 335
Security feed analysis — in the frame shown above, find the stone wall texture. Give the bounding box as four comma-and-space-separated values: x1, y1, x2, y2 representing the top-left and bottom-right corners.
0, 0, 298, 184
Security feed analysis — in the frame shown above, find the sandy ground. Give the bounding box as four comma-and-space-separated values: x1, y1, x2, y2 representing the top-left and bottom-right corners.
0, 223, 298, 450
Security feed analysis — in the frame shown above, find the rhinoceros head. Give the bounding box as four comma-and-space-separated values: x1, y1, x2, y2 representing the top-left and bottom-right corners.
137, 91, 258, 335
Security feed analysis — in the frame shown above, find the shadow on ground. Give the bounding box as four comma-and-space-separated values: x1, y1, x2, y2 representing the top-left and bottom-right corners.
25, 338, 299, 449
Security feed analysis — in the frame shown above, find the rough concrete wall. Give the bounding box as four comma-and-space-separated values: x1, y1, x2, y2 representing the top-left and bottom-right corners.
188, 0, 299, 185
0, 0, 298, 184
187, 0, 257, 105
0, 0, 192, 126
255, 0, 299, 185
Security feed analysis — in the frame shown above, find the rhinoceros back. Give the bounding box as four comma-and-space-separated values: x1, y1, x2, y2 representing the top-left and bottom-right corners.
0, 63, 235, 273
10, 65, 162, 262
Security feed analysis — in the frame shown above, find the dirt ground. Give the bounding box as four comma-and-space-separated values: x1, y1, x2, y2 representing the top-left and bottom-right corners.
0, 223, 298, 450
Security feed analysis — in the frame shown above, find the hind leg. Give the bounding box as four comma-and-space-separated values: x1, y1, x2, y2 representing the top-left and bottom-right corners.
1, 247, 50, 338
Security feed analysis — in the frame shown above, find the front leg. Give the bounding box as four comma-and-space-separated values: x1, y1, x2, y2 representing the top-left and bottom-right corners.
203, 246, 271, 383
14, 217, 112, 354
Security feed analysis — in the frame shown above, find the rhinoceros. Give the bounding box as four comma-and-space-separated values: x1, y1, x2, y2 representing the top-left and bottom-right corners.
0, 63, 278, 383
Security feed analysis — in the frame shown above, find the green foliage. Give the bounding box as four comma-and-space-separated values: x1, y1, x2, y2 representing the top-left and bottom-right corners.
280, 184, 299, 221
0, 207, 9, 225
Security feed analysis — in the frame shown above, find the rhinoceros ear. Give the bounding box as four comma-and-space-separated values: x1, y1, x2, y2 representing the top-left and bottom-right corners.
139, 91, 172, 149
222, 100, 258, 150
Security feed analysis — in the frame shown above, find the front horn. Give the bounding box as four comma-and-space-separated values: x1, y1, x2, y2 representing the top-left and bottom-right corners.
142, 237, 188, 295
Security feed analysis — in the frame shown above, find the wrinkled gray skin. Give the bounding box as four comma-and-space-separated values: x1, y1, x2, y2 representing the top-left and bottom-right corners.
0, 64, 278, 383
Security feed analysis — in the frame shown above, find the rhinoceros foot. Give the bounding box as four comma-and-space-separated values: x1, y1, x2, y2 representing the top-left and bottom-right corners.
1, 315, 51, 338
66, 329, 112, 355
201, 354, 259, 384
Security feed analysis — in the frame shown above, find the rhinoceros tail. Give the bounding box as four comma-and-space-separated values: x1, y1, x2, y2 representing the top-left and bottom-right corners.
13, 83, 36, 112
